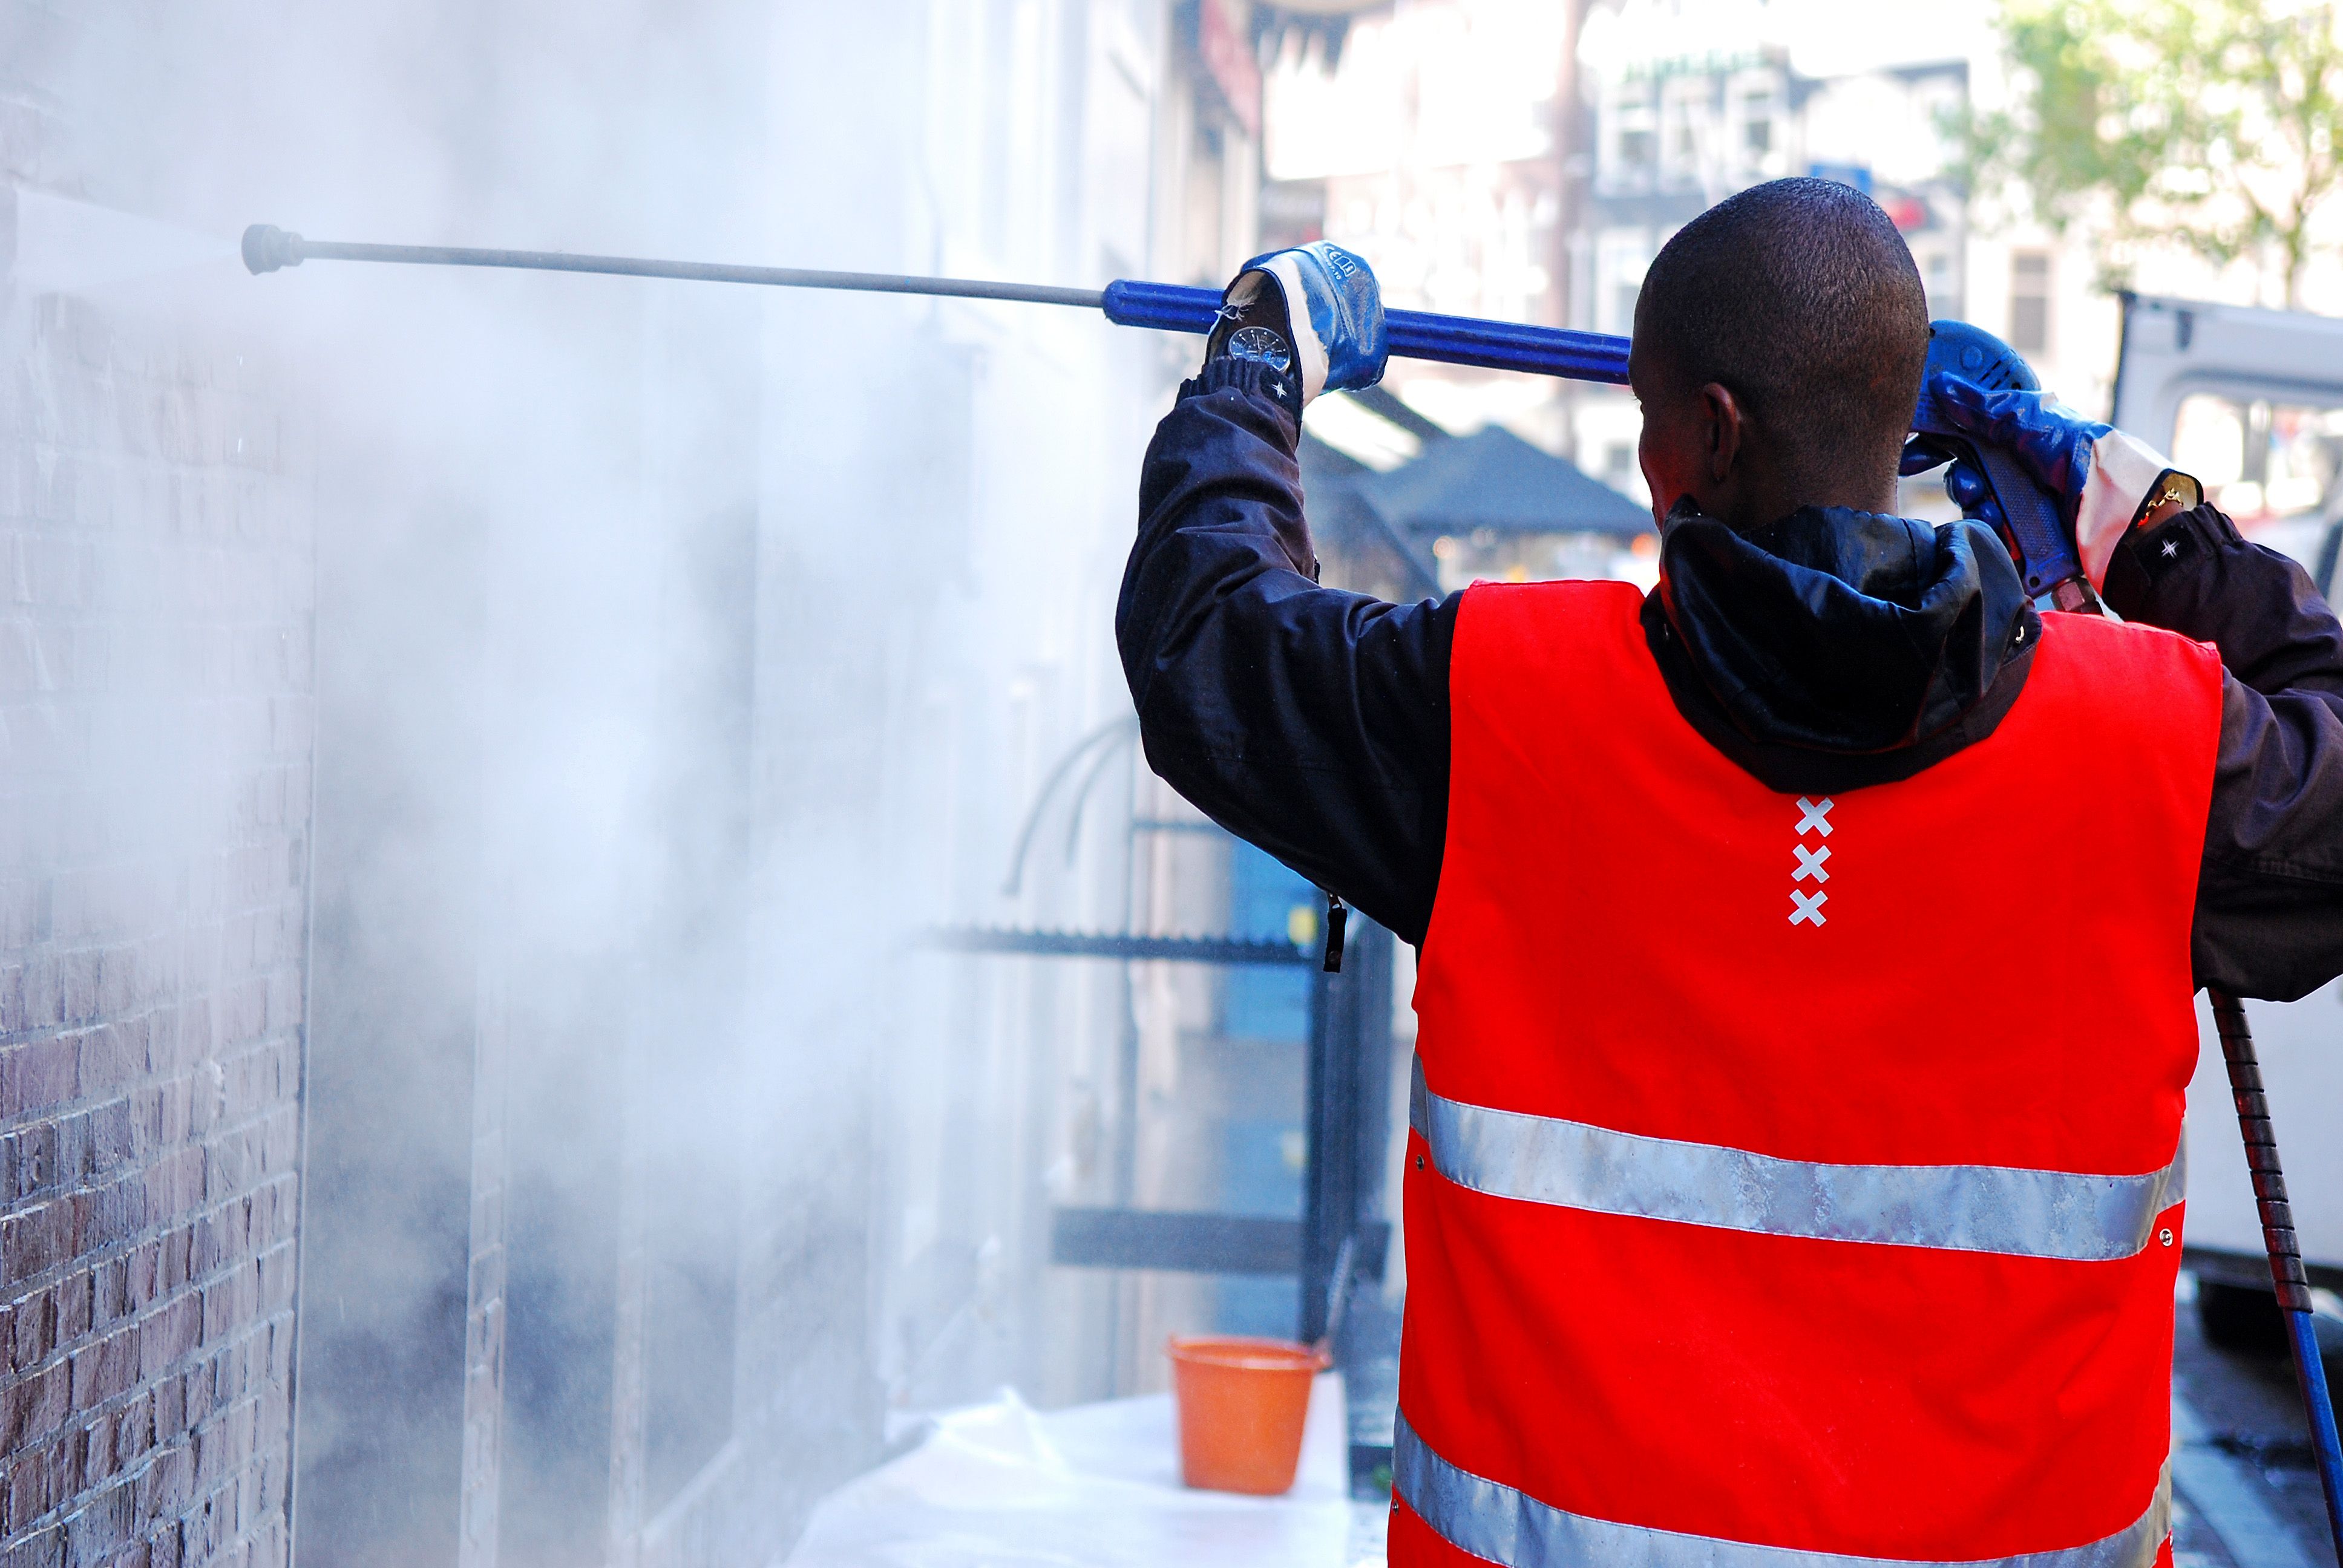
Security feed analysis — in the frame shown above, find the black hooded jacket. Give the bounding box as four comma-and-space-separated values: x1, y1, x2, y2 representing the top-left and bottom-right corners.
1119, 360, 2343, 1002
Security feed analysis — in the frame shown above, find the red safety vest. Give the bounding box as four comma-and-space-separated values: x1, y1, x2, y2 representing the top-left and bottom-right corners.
1395, 581, 2222, 1568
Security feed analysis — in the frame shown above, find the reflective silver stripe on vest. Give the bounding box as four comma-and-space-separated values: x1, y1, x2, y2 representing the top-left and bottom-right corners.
1410, 1062, 2182, 1261
1394, 1414, 2171, 1568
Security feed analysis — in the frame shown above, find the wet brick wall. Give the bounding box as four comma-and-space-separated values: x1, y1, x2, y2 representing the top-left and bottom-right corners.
0, 290, 310, 1568
0, 20, 313, 1554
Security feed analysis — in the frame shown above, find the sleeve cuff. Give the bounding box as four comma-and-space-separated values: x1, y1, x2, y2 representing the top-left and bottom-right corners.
1183, 357, 1298, 407
2101, 502, 2243, 617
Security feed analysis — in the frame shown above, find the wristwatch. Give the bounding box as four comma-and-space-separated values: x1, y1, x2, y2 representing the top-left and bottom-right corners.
1204, 271, 1302, 417
2133, 469, 2203, 531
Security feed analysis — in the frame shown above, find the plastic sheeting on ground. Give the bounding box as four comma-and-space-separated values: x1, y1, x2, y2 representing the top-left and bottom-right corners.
779, 1374, 1357, 1567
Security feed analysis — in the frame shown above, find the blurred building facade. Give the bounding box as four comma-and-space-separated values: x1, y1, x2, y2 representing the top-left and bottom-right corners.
1257, 0, 2292, 526
1262, 2, 1580, 451
1569, 5, 1973, 510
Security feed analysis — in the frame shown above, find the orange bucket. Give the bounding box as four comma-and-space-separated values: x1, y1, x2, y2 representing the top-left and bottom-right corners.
1166, 1334, 1329, 1495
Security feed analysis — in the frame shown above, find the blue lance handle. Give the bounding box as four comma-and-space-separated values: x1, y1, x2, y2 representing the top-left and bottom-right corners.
1097, 278, 1632, 383
2209, 991, 2343, 1561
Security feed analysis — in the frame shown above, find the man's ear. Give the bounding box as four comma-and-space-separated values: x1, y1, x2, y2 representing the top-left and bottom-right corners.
1700, 382, 1743, 485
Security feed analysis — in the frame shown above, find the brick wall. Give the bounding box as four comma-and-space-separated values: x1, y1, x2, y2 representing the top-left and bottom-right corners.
0, 194, 312, 1568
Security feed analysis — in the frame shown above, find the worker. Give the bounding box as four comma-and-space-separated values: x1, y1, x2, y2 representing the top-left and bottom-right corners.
1118, 177, 2343, 1566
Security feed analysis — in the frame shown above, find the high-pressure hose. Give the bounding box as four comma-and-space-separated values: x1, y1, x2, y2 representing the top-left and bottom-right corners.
2209, 990, 2343, 1558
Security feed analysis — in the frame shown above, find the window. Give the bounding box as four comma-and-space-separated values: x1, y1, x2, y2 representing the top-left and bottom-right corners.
1919, 249, 1960, 321
1664, 93, 1700, 176
1610, 84, 1658, 186
2172, 393, 2343, 528
1742, 93, 1774, 157
2009, 251, 2051, 354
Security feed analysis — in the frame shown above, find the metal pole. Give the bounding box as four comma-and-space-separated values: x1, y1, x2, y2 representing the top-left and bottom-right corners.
2207, 990, 2343, 1559
1299, 964, 1342, 1345
241, 224, 1106, 309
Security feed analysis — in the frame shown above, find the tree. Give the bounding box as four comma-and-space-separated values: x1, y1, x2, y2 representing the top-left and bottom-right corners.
1966, 0, 2343, 307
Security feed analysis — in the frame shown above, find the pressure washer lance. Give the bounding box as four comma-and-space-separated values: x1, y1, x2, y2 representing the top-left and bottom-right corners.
2210, 992, 2343, 1555
238, 224, 1635, 384
227, 227, 2135, 617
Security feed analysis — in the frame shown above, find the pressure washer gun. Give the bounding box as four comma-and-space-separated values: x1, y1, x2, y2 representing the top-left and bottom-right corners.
1906, 320, 2103, 615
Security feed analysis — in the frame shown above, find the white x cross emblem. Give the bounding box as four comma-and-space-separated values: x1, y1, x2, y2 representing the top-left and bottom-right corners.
1789, 889, 1828, 926
1794, 844, 1830, 883
1795, 797, 1833, 837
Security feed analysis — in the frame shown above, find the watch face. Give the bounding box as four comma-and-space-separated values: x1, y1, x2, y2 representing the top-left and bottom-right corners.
1228, 325, 1293, 373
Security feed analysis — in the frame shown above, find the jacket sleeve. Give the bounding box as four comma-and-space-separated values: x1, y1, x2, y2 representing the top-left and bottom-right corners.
1118, 359, 1455, 946
2102, 504, 2343, 999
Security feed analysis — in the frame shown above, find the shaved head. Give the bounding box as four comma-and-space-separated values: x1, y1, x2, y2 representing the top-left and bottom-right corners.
1634, 178, 1930, 507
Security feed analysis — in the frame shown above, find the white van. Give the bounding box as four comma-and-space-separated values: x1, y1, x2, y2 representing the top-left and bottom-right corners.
2111, 293, 2343, 1346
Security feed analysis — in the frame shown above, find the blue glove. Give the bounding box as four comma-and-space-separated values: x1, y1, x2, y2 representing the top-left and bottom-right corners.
1910, 371, 2194, 590
1898, 434, 2010, 539
1205, 241, 1387, 416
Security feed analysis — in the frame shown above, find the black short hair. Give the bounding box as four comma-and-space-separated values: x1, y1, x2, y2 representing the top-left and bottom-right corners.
1635, 178, 1929, 489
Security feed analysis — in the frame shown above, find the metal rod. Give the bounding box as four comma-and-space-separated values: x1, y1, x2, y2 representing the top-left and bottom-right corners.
2209, 990, 2343, 1559
241, 224, 1104, 309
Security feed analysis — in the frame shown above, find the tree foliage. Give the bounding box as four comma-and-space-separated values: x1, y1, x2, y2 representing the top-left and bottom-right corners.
1967, 0, 2343, 305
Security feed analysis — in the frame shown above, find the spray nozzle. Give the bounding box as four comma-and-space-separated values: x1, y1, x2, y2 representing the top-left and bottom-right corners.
241, 223, 303, 274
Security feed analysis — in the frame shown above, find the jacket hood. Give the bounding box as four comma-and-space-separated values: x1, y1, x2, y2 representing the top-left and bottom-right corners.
1650, 502, 2039, 790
